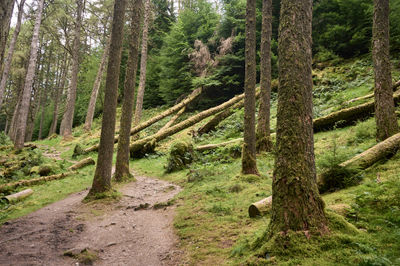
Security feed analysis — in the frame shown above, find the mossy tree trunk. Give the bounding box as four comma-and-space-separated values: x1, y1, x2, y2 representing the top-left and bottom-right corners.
13, 0, 45, 150
134, 0, 151, 125
88, 0, 127, 196
373, 0, 399, 141
114, 0, 143, 182
256, 0, 273, 153
0, 0, 14, 73
0, 0, 25, 110
242, 0, 259, 175
60, 0, 83, 140
269, 0, 327, 235
84, 38, 110, 132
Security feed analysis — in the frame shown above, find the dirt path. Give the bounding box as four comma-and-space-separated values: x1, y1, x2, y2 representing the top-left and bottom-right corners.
0, 174, 182, 265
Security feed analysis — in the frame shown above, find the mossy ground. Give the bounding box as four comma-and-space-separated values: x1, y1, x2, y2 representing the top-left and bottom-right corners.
1, 58, 400, 264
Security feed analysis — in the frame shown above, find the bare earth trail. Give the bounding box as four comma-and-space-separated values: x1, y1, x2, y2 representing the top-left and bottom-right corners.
0, 174, 183, 265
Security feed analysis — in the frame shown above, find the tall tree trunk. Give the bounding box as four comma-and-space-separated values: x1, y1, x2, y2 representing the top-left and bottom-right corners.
60, 0, 83, 139
13, 0, 45, 150
88, 0, 128, 196
373, 0, 399, 141
269, 0, 327, 235
38, 49, 52, 140
241, 0, 258, 175
49, 56, 69, 137
83, 39, 110, 132
0, 0, 25, 109
25, 86, 41, 142
0, 0, 14, 72
115, 0, 143, 181
134, 0, 151, 125
256, 0, 272, 153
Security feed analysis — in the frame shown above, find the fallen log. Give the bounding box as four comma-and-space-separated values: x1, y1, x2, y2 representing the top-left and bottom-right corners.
3, 189, 33, 203
68, 157, 95, 171
0, 171, 75, 193
130, 91, 251, 158
195, 138, 243, 152
340, 132, 400, 170
314, 91, 400, 132
197, 90, 260, 135
157, 107, 186, 134
83, 88, 203, 154
248, 196, 272, 218
345, 80, 400, 104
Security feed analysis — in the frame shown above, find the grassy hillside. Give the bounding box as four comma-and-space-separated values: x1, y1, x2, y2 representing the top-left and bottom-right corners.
1, 57, 400, 265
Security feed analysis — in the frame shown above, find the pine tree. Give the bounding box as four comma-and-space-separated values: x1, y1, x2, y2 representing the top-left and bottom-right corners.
269, 0, 327, 235
241, 0, 259, 175
373, 0, 399, 141
88, 0, 128, 195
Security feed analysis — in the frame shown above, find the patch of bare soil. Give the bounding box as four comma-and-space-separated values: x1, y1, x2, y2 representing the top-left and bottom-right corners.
0, 174, 182, 265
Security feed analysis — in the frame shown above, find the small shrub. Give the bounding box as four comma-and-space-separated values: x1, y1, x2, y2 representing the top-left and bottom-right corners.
72, 144, 84, 158
186, 168, 212, 182
317, 134, 361, 193
348, 120, 376, 145
0, 132, 11, 146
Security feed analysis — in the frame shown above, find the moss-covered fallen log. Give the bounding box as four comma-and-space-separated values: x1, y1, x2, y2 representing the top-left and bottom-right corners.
68, 157, 95, 171
129, 92, 247, 158
314, 91, 400, 132
83, 88, 203, 153
0, 171, 75, 193
157, 107, 186, 134
197, 89, 260, 135
3, 189, 33, 203
345, 80, 400, 104
195, 138, 243, 152
340, 132, 400, 170
248, 196, 272, 217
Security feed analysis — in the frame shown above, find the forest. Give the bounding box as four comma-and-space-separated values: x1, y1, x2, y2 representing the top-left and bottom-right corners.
0, 0, 400, 264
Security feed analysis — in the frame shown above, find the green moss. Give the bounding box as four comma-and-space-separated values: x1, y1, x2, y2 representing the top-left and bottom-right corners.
165, 140, 194, 173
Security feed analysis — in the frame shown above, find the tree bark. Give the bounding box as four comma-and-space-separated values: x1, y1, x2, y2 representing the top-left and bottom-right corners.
0, 0, 14, 72
88, 0, 128, 196
241, 0, 259, 175
249, 196, 272, 218
60, 0, 83, 139
83, 39, 110, 132
269, 0, 327, 235
0, 0, 25, 109
13, 0, 45, 150
3, 189, 33, 203
115, 0, 143, 182
256, 0, 272, 153
373, 0, 399, 141
134, 0, 151, 125
129, 91, 247, 158
83, 87, 203, 153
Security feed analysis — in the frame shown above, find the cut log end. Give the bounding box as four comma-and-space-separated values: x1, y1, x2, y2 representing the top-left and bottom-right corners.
3, 189, 34, 203
248, 196, 272, 218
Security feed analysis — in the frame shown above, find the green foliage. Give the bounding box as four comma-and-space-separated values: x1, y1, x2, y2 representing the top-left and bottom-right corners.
0, 132, 11, 146
348, 119, 376, 145
317, 133, 361, 193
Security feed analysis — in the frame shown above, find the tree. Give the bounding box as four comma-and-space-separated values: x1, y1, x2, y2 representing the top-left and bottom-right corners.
88, 0, 127, 196
256, 0, 272, 153
83, 39, 110, 132
0, 0, 14, 71
134, 0, 151, 124
269, 0, 327, 234
373, 0, 399, 141
241, 0, 258, 175
0, 0, 25, 110
115, 0, 143, 181
60, 0, 83, 139
14, 0, 45, 150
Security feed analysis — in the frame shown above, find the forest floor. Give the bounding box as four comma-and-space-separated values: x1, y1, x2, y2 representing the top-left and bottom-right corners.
0, 173, 182, 265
